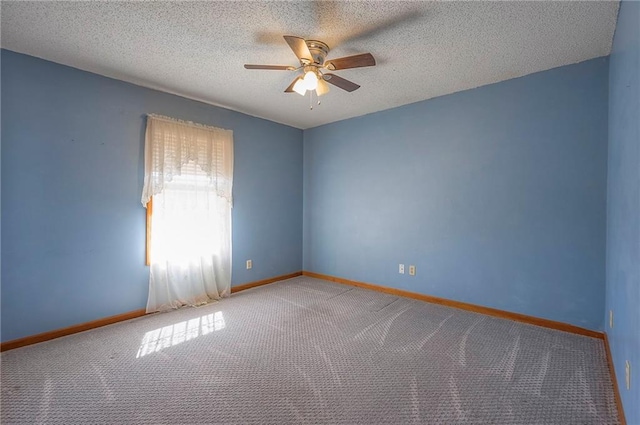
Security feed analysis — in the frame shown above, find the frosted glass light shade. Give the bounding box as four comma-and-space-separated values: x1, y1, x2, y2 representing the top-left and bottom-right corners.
303, 71, 318, 90
292, 78, 307, 96
316, 78, 330, 96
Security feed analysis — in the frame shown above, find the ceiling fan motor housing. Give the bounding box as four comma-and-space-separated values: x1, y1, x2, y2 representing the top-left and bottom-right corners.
306, 40, 330, 65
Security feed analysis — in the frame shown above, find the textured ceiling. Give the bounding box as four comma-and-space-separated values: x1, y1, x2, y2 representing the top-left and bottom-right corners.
1, 1, 619, 129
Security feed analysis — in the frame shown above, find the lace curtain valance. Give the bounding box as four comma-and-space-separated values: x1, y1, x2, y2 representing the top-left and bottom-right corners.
141, 114, 234, 207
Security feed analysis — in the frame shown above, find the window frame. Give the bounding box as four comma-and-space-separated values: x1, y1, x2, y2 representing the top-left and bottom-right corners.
146, 197, 153, 266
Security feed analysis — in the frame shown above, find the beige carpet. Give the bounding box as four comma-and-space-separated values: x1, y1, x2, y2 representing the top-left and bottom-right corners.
1, 276, 620, 424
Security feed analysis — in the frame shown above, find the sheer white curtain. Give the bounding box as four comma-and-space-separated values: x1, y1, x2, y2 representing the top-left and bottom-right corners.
142, 114, 233, 313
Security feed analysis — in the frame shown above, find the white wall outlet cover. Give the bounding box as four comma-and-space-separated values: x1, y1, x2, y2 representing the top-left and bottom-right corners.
409, 265, 416, 276
399, 264, 405, 274
246, 260, 252, 269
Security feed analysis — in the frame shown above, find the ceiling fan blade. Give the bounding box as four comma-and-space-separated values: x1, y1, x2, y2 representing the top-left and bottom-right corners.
323, 74, 360, 92
284, 77, 303, 93
244, 64, 296, 71
325, 53, 376, 71
283, 35, 313, 64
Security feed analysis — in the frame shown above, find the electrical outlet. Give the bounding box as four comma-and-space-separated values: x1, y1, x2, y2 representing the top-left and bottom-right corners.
610, 310, 614, 328
409, 265, 416, 276
626, 361, 631, 390
399, 264, 405, 274
246, 259, 252, 270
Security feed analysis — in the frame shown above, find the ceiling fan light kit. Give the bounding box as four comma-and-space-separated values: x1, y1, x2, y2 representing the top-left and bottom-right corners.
316, 78, 330, 96
303, 70, 318, 90
244, 35, 376, 107
292, 78, 308, 96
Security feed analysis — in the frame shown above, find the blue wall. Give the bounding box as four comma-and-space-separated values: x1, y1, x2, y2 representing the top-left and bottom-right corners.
1, 50, 303, 342
0, 46, 618, 345
304, 58, 609, 331
605, 1, 640, 422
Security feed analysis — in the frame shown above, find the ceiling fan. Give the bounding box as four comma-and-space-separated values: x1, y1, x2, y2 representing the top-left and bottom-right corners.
244, 35, 376, 99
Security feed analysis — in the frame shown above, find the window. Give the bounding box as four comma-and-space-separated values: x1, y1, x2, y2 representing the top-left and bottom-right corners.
141, 114, 233, 312
146, 162, 227, 266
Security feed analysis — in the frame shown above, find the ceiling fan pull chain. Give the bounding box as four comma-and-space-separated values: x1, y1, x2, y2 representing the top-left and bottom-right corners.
309, 90, 313, 110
